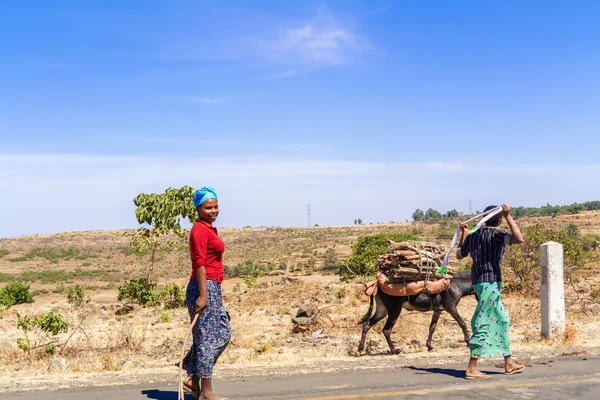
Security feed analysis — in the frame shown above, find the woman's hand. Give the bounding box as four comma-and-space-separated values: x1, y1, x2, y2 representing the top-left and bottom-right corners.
460, 223, 469, 233
195, 296, 208, 313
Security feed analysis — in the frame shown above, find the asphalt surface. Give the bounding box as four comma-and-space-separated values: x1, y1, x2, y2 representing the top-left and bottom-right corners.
4, 356, 600, 399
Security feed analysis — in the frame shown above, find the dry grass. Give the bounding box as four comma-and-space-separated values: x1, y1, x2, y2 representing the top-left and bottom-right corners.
564, 325, 578, 343
1, 212, 600, 382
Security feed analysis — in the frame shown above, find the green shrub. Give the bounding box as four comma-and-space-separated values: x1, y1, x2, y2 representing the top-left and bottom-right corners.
159, 282, 186, 309
592, 285, 600, 302
503, 224, 588, 296
117, 278, 160, 306
0, 282, 35, 308
36, 312, 68, 335
16, 312, 68, 353
45, 344, 56, 356
242, 261, 264, 288
323, 248, 337, 269
0, 249, 9, 259
339, 233, 418, 280
159, 310, 172, 323
66, 285, 90, 307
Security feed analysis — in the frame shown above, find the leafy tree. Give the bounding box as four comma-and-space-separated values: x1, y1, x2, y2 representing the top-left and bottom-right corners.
131, 186, 196, 282
425, 208, 442, 220
445, 209, 459, 218
339, 233, 418, 280
357, 218, 363, 225
567, 203, 585, 214
412, 209, 425, 222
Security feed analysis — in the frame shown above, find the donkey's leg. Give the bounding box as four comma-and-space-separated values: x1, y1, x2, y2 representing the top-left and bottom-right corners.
445, 305, 470, 346
358, 296, 387, 352
426, 310, 442, 351
381, 299, 403, 355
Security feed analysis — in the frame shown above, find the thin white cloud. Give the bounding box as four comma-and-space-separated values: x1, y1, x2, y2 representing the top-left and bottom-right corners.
171, 96, 228, 105
1, 153, 598, 237
260, 70, 299, 80
257, 10, 365, 69
264, 24, 357, 66
156, 7, 368, 76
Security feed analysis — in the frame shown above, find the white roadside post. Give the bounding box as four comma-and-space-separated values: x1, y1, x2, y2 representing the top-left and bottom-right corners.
540, 241, 566, 338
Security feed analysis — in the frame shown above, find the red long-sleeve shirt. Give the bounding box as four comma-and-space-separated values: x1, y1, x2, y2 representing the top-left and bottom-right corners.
189, 220, 225, 283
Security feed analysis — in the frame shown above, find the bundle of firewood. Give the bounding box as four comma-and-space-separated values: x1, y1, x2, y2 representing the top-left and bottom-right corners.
378, 240, 456, 283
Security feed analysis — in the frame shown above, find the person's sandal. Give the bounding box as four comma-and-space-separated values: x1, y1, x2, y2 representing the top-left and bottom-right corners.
465, 373, 491, 380
183, 378, 200, 398
505, 363, 525, 375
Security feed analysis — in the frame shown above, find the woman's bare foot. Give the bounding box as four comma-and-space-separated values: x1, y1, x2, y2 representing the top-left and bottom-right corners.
183, 377, 200, 397
200, 391, 228, 400
465, 367, 490, 380
505, 361, 525, 374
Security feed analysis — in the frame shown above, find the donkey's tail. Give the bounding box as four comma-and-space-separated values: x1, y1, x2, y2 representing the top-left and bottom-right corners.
358, 295, 375, 325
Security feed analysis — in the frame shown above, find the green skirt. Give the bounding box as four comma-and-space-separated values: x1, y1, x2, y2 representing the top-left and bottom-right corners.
469, 281, 512, 359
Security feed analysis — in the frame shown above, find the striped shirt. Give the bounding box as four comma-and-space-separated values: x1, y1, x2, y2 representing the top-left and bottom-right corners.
458, 226, 512, 284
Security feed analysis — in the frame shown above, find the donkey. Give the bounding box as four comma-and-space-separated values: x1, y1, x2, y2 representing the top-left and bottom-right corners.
358, 272, 475, 354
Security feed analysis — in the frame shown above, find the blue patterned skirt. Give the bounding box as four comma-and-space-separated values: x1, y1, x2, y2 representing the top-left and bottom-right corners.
183, 279, 231, 378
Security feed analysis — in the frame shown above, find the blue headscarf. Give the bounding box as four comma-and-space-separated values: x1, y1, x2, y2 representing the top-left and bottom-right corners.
193, 187, 218, 208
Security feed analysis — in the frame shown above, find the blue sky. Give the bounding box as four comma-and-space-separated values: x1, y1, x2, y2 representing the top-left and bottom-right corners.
1, 1, 599, 237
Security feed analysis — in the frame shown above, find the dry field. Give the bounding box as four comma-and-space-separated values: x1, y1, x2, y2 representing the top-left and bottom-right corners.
1, 212, 599, 391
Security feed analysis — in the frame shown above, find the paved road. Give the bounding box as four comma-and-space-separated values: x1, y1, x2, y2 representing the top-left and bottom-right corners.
5, 357, 600, 399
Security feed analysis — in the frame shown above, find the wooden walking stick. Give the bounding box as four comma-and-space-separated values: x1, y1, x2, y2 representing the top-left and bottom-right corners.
178, 310, 201, 400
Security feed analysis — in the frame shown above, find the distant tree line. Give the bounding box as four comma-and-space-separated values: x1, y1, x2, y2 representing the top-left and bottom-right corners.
412, 208, 460, 222
412, 201, 600, 222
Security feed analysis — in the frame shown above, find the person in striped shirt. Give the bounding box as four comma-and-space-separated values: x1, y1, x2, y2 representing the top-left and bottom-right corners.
457, 204, 525, 380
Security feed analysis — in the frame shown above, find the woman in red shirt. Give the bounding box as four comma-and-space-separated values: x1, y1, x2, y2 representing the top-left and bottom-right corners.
182, 187, 231, 400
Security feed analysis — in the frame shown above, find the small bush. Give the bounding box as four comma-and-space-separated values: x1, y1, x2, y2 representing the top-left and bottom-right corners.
242, 261, 264, 288
323, 248, 337, 270
276, 306, 290, 315
0, 249, 9, 258
159, 310, 172, 323
66, 285, 90, 307
52, 286, 66, 294
36, 312, 69, 335
118, 278, 160, 306
159, 282, 186, 309
0, 282, 35, 308
45, 343, 56, 356
16, 312, 68, 353
591, 285, 600, 302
